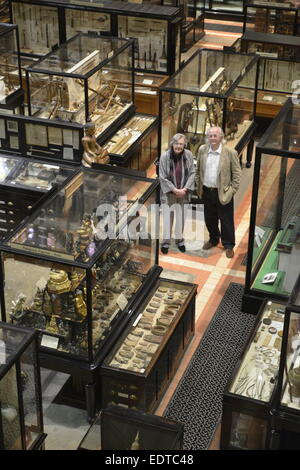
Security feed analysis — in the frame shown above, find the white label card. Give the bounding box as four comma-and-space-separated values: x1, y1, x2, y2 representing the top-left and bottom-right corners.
117, 293, 128, 311
142, 79, 153, 85
41, 335, 59, 349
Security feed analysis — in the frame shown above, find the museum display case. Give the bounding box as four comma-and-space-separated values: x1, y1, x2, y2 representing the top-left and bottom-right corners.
77, 405, 184, 450
134, 73, 170, 115
0, 23, 23, 113
100, 112, 158, 170
9, 0, 182, 75
221, 298, 285, 450
243, 2, 300, 36
269, 275, 300, 449
100, 277, 196, 412
235, 31, 300, 60
159, 48, 258, 160
243, 98, 300, 314
26, 33, 134, 143
180, 4, 205, 52
0, 321, 46, 449
116, 4, 181, 76
222, 55, 300, 119
0, 166, 159, 419
0, 112, 84, 164
0, 153, 77, 241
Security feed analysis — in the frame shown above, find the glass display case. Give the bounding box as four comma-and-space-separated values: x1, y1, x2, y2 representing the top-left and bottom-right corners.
134, 72, 170, 115
101, 277, 196, 412
0, 166, 159, 418
243, 98, 300, 314
237, 31, 300, 60
9, 0, 182, 75
100, 112, 158, 170
26, 33, 134, 142
0, 321, 45, 449
221, 298, 285, 450
0, 111, 84, 164
269, 275, 300, 449
0, 23, 23, 112
117, 5, 181, 76
243, 2, 300, 36
222, 55, 300, 120
0, 153, 77, 241
181, 5, 204, 53
159, 48, 258, 158
77, 405, 184, 450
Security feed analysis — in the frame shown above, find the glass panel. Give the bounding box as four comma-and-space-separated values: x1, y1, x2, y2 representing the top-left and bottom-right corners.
263, 59, 300, 94
88, 50, 133, 137
5, 161, 74, 191
261, 104, 300, 151
161, 90, 225, 154
0, 365, 22, 449
229, 411, 267, 450
0, 25, 20, 100
230, 300, 284, 402
250, 153, 281, 278
251, 153, 300, 297
92, 189, 157, 354
65, 9, 111, 40
0, 325, 27, 368
165, 50, 253, 93
0, 155, 20, 183
4, 255, 88, 358
20, 345, 40, 449
7, 170, 153, 264
281, 311, 300, 410
12, 2, 59, 55
226, 65, 256, 147
118, 16, 168, 73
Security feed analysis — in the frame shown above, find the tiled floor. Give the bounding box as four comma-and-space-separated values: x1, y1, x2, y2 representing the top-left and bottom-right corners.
41, 20, 251, 450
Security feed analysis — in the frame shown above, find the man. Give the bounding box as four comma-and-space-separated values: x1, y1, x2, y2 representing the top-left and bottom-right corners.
196, 126, 241, 258
159, 133, 195, 255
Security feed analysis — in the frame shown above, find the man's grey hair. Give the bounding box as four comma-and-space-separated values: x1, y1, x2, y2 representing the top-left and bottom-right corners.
170, 133, 187, 148
205, 126, 226, 144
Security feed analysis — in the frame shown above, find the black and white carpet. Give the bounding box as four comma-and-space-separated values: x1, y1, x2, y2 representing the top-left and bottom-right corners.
163, 282, 257, 450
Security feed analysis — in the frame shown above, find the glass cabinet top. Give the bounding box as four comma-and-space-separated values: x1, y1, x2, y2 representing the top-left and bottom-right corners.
0, 155, 76, 191
258, 99, 300, 152
0, 156, 20, 183
161, 49, 256, 95
0, 323, 29, 370
6, 169, 154, 264
28, 34, 130, 76
106, 279, 193, 374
